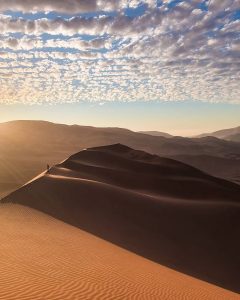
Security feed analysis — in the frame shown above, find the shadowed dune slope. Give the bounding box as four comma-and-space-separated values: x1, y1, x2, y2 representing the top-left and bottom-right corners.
0, 204, 239, 300
1, 120, 240, 197
170, 155, 240, 185
3, 144, 240, 293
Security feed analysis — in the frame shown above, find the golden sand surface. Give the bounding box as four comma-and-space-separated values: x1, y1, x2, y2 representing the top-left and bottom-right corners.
0, 204, 238, 300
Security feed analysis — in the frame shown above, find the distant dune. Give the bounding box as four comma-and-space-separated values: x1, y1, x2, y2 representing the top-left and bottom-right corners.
3, 144, 240, 293
0, 204, 238, 300
197, 126, 240, 142
1, 120, 240, 197
138, 130, 173, 137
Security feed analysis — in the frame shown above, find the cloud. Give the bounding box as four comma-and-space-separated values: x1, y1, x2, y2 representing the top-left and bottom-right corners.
0, 0, 239, 104
0, 13, 160, 36
0, 0, 156, 13
0, 36, 111, 51
0, 0, 108, 13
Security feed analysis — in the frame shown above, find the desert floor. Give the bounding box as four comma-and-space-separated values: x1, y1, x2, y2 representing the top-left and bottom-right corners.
0, 204, 238, 300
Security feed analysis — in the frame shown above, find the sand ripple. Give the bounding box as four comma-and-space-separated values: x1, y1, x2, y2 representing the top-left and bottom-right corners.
0, 204, 238, 300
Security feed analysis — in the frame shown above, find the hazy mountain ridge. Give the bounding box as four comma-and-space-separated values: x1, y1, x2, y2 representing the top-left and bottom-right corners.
138, 131, 173, 138
197, 126, 240, 142
0, 120, 240, 197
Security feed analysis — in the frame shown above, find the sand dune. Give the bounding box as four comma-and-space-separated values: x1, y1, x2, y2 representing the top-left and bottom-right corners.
138, 130, 173, 137
3, 144, 240, 293
197, 125, 240, 142
170, 154, 240, 184
0, 204, 238, 300
1, 120, 240, 197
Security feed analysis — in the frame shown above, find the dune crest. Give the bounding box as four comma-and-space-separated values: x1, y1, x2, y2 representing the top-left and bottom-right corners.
1, 120, 240, 198
3, 144, 240, 293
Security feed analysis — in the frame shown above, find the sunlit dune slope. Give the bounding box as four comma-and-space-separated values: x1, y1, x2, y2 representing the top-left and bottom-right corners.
0, 204, 239, 300
3, 144, 240, 293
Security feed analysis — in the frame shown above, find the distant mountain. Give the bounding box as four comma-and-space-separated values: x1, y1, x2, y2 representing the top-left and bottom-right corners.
0, 120, 240, 197
197, 126, 240, 142
138, 131, 173, 138
3, 144, 240, 293
226, 134, 240, 142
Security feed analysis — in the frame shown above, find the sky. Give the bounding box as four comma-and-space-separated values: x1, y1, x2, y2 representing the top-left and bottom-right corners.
1, 101, 240, 136
0, 0, 239, 135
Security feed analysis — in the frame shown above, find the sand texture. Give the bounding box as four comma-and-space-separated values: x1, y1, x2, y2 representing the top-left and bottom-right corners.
0, 204, 239, 300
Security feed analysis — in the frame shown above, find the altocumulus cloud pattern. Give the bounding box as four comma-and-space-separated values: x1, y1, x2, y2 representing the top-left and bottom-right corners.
0, 0, 239, 104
